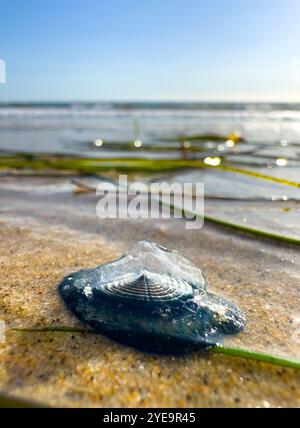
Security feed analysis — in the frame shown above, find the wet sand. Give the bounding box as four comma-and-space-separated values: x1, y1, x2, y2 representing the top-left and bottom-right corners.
0, 176, 299, 407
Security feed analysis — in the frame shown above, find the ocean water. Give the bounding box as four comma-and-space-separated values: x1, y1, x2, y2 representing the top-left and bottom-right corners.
1, 102, 300, 160
2, 101, 299, 241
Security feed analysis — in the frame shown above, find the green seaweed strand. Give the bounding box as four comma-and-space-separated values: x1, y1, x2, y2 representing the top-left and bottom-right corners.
211, 345, 300, 370
203, 214, 300, 245
0, 392, 47, 408
163, 201, 300, 246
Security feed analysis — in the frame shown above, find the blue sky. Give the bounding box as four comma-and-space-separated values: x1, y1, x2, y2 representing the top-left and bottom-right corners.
1, 0, 300, 101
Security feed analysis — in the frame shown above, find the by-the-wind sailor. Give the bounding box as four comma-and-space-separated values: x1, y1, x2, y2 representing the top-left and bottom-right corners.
59, 240, 245, 352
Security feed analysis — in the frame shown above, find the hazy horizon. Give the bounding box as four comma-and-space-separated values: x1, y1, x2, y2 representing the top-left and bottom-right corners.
1, 100, 300, 106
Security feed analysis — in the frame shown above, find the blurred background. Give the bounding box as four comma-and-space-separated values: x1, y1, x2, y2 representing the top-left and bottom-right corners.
1, 0, 300, 237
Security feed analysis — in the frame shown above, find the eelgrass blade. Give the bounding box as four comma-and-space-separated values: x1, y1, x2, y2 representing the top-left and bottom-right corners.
1, 153, 300, 188
203, 214, 300, 245
0, 392, 47, 408
210, 345, 300, 370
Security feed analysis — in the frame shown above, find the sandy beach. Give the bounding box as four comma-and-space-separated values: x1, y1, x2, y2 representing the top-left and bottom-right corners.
0, 176, 299, 407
